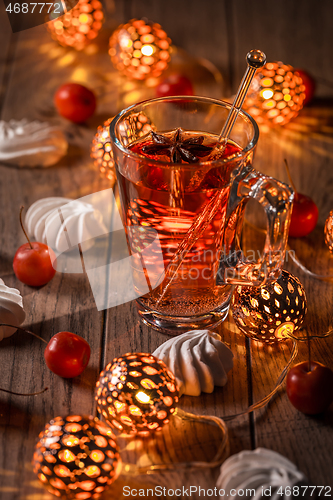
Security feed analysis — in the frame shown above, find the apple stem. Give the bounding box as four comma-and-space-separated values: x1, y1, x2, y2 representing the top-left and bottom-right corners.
284, 159, 299, 202
307, 329, 312, 372
0, 323, 48, 344
78, 243, 86, 274
0, 386, 48, 396
19, 206, 33, 250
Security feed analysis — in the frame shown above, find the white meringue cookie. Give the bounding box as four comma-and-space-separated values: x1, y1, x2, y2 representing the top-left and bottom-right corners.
0, 279, 26, 341
0, 119, 67, 167
25, 197, 108, 253
217, 448, 308, 500
153, 329, 233, 396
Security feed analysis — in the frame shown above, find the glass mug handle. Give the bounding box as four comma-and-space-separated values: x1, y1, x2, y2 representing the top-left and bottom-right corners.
218, 166, 294, 286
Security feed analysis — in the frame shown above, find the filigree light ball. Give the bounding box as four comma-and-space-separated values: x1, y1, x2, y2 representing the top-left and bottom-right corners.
47, 0, 104, 51
117, 111, 153, 147
33, 415, 121, 499
243, 61, 305, 127
231, 270, 307, 343
91, 113, 153, 180
109, 19, 172, 80
95, 353, 179, 436
91, 118, 115, 182
324, 210, 333, 254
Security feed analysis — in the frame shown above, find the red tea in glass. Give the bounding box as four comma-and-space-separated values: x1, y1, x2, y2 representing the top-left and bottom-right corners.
110, 97, 293, 334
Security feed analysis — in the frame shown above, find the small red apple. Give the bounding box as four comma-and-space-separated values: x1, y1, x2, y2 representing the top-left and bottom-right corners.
289, 193, 319, 238
156, 74, 194, 98
44, 331, 91, 378
296, 69, 316, 106
13, 207, 56, 287
286, 361, 333, 414
54, 83, 96, 123
13, 242, 56, 287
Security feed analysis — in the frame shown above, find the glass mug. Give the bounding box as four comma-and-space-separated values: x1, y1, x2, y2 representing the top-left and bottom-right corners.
110, 97, 293, 334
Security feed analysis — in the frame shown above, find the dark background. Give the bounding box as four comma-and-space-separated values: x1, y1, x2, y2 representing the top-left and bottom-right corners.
108, 0, 333, 96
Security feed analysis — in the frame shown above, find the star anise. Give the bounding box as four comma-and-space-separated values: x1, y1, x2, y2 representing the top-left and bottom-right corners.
142, 129, 214, 163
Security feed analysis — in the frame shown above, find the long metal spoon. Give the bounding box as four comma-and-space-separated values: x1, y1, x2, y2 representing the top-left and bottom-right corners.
153, 50, 266, 306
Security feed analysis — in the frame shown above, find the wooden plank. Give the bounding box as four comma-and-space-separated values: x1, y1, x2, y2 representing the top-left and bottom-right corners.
103, 300, 252, 495
229, 0, 333, 97
1, 4, 333, 497
0, 24, 111, 500
243, 221, 333, 486
0, 16, 230, 499
252, 104, 333, 226
231, 103, 333, 486
0, 1, 13, 107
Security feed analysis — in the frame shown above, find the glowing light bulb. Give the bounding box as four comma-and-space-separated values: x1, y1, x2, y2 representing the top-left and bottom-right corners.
33, 416, 120, 498
79, 13, 89, 23
109, 19, 171, 80
136, 391, 150, 404
95, 353, 179, 435
244, 61, 305, 127
261, 89, 274, 99
275, 322, 295, 339
141, 44, 154, 56
231, 270, 307, 343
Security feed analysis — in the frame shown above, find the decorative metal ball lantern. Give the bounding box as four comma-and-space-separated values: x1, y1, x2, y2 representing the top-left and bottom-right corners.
109, 19, 172, 80
33, 415, 121, 499
243, 61, 305, 127
117, 110, 153, 147
95, 353, 179, 436
231, 270, 307, 343
47, 0, 104, 51
90, 118, 115, 182
91, 113, 153, 180
324, 210, 333, 254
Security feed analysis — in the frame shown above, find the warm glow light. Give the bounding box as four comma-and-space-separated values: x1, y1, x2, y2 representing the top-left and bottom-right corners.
58, 449, 76, 462
90, 450, 105, 463
129, 405, 143, 416
79, 13, 89, 23
90, 118, 116, 183
113, 401, 126, 412
263, 99, 276, 109
95, 353, 179, 436
136, 391, 150, 404
85, 465, 100, 477
63, 435, 79, 447
47, 0, 104, 51
231, 270, 307, 343
141, 44, 154, 56
140, 379, 158, 390
34, 416, 120, 499
54, 465, 71, 477
261, 89, 274, 99
261, 77, 274, 87
325, 211, 333, 254
275, 322, 295, 339
244, 61, 305, 127
109, 19, 171, 80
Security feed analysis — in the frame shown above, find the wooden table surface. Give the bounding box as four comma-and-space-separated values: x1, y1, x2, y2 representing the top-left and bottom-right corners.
1, 3, 333, 499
